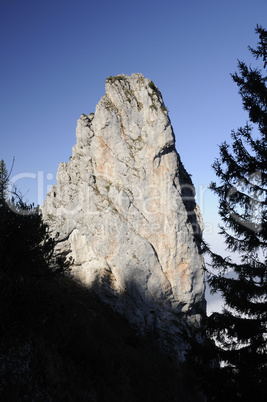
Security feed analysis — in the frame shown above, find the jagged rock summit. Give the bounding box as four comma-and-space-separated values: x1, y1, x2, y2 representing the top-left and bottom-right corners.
42, 73, 206, 360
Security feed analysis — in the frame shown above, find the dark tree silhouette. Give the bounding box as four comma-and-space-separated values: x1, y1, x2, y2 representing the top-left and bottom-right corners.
205, 25, 267, 402
0, 159, 69, 335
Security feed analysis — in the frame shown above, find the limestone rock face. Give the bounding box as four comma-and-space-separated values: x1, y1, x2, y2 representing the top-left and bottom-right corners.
42, 74, 206, 360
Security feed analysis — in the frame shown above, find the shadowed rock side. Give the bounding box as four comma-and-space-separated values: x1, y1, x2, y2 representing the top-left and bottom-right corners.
42, 73, 206, 361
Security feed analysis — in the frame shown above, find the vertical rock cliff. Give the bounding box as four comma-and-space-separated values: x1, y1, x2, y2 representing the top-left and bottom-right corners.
42, 73, 206, 360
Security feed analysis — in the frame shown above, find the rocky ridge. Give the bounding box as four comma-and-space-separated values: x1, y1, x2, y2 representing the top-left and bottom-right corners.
42, 73, 206, 361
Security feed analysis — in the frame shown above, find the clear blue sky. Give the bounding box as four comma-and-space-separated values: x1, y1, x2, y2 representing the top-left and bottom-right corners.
1, 0, 266, 310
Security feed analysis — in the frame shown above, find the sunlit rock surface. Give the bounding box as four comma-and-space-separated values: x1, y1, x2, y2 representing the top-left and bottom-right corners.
42, 73, 206, 360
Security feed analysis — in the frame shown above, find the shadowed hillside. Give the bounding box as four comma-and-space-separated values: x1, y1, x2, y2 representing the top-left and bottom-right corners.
0, 271, 205, 401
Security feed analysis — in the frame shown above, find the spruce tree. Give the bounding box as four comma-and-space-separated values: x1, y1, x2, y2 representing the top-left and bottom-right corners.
205, 25, 267, 401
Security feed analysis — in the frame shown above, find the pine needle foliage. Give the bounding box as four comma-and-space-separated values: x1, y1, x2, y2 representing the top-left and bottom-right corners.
204, 25, 267, 401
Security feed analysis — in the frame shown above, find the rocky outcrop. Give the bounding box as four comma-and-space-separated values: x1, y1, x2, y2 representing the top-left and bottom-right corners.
42, 73, 206, 361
